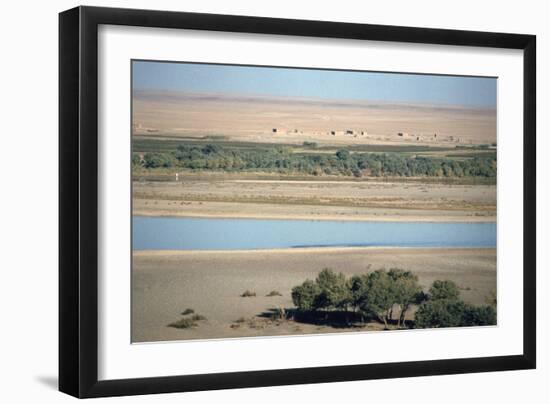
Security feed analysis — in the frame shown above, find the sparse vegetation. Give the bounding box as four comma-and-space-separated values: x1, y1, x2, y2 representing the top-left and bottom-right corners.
169, 310, 207, 329
168, 318, 197, 329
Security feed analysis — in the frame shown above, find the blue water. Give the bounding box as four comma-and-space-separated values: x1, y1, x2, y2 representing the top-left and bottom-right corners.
132, 217, 496, 250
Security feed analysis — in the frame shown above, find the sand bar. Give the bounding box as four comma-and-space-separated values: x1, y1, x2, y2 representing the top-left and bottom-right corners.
133, 179, 496, 222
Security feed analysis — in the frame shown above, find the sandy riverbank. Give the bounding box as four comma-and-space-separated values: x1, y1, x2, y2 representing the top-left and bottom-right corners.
133, 179, 496, 222
132, 247, 496, 343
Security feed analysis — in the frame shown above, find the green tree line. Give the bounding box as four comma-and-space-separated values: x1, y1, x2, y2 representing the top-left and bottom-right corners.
291, 268, 496, 329
133, 143, 497, 178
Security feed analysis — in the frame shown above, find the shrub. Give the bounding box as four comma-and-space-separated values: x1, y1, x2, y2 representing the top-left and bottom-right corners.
143, 152, 174, 168
191, 314, 207, 321
314, 268, 351, 311
336, 149, 351, 160
462, 305, 496, 326
414, 300, 496, 329
181, 308, 194, 315
168, 318, 196, 329
429, 280, 460, 301
266, 290, 282, 297
292, 279, 320, 311
414, 299, 467, 328
241, 290, 256, 297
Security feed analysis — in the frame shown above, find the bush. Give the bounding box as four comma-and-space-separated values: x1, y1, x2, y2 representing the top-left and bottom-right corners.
241, 290, 256, 297
414, 299, 467, 328
314, 268, 351, 311
462, 305, 496, 326
143, 152, 174, 168
290, 269, 350, 312
415, 299, 496, 328
292, 279, 320, 311
429, 280, 460, 301
336, 149, 351, 161
168, 318, 196, 329
181, 308, 194, 315
191, 314, 207, 321
266, 290, 282, 297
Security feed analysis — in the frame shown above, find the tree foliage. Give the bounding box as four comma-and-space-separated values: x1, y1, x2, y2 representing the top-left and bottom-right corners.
414, 299, 496, 328
291, 269, 350, 312
291, 280, 320, 311
429, 280, 460, 301
314, 269, 351, 311
143, 152, 174, 168
388, 269, 424, 327
134, 144, 497, 179
414, 299, 467, 328
293, 268, 422, 329
291, 269, 495, 330
414, 279, 496, 328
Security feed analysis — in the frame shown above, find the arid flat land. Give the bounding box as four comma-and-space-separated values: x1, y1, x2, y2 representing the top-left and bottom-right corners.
133, 91, 496, 147
132, 247, 496, 342
133, 177, 496, 222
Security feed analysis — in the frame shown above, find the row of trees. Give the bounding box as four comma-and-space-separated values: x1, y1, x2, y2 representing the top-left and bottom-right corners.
291, 269, 496, 329
133, 144, 497, 179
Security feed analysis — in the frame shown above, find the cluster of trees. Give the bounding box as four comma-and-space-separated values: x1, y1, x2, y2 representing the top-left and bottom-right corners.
291, 269, 496, 329
415, 280, 496, 328
133, 144, 497, 179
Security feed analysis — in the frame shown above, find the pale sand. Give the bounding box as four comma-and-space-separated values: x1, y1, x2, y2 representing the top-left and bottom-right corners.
133, 179, 496, 222
133, 91, 496, 146
132, 247, 496, 342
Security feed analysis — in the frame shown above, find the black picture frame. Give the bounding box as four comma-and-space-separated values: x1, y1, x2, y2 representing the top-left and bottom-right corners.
59, 5, 536, 398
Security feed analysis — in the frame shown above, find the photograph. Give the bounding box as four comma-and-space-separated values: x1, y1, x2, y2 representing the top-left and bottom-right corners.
130, 60, 498, 343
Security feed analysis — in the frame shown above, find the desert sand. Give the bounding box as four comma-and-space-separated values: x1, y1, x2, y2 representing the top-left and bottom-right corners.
132, 91, 496, 146
132, 247, 496, 343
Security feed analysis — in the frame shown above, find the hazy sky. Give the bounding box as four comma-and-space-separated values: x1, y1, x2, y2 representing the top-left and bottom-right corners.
132, 60, 497, 108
